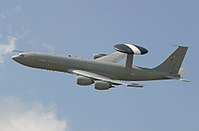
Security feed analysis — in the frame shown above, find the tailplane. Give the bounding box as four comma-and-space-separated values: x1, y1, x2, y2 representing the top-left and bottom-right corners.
178, 68, 190, 82
153, 46, 188, 74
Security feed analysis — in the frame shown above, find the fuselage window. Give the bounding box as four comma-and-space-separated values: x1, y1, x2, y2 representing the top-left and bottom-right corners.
19, 53, 25, 57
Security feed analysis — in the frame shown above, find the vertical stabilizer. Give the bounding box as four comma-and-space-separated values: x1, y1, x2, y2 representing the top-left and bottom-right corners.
153, 46, 188, 74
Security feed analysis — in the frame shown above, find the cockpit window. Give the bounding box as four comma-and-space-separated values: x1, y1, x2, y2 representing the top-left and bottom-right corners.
19, 53, 25, 57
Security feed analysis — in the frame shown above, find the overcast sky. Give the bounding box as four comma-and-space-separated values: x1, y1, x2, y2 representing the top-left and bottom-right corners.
0, 0, 198, 131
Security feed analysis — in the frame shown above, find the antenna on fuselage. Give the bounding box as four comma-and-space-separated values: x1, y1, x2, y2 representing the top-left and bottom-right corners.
114, 44, 148, 68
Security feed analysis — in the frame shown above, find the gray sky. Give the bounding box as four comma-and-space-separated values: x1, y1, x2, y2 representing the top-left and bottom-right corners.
0, 0, 198, 131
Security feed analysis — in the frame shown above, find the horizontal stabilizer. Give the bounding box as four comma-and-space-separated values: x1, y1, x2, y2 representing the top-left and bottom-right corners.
178, 68, 190, 82
179, 68, 187, 77
179, 78, 191, 82
164, 75, 190, 82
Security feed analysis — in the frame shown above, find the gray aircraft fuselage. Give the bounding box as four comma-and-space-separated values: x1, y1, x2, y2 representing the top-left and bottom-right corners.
12, 52, 171, 81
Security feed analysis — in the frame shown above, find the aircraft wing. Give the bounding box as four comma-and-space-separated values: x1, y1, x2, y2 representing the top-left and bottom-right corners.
70, 69, 143, 88
95, 52, 126, 63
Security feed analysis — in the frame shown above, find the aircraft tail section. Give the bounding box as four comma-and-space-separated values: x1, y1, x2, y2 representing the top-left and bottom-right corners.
153, 46, 188, 74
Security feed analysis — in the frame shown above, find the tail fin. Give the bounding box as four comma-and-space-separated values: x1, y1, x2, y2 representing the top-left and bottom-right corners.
153, 46, 188, 74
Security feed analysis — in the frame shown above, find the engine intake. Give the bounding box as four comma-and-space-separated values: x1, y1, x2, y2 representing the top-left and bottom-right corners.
95, 81, 111, 90
77, 76, 94, 86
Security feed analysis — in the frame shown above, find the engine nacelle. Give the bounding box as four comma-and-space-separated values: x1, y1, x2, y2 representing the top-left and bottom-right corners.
95, 81, 111, 90
93, 54, 108, 59
77, 76, 94, 86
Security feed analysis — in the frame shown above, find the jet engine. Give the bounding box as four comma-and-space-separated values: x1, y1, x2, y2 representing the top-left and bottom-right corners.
95, 81, 112, 90
93, 54, 107, 59
77, 76, 94, 86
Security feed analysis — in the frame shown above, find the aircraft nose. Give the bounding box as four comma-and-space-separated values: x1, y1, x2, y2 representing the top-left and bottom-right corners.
11, 55, 20, 62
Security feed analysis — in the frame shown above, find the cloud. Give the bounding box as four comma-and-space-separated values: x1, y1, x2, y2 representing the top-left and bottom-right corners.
0, 13, 6, 19
0, 36, 16, 63
0, 96, 69, 131
16, 5, 22, 12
